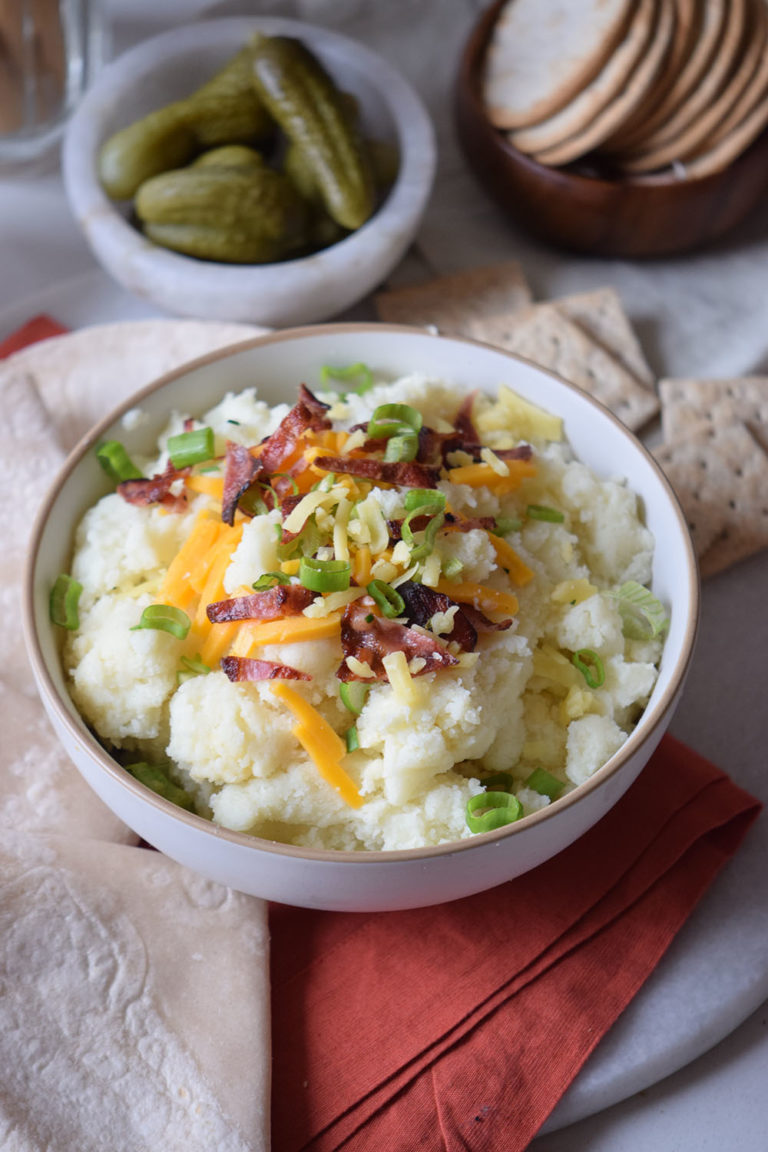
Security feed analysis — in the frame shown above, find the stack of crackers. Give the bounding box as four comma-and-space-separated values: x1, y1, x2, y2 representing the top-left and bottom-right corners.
375, 261, 768, 578
484, 0, 768, 178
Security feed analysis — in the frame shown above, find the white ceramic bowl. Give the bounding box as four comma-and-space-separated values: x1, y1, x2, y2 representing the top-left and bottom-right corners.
23, 325, 698, 911
61, 19, 435, 327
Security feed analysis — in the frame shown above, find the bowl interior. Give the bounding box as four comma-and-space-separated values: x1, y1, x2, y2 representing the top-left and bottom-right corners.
26, 324, 698, 867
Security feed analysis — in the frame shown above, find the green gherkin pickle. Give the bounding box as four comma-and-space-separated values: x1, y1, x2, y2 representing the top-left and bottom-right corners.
135, 165, 310, 262
250, 34, 376, 231
98, 46, 272, 201
193, 144, 264, 169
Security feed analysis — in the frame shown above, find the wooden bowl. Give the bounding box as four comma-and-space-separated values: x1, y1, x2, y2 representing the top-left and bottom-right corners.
455, 0, 768, 258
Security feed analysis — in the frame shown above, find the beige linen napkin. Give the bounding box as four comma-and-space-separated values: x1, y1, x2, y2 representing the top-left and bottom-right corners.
1, 319, 270, 1151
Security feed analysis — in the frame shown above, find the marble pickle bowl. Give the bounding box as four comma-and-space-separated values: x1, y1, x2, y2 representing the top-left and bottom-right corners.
62, 18, 436, 326
23, 325, 699, 911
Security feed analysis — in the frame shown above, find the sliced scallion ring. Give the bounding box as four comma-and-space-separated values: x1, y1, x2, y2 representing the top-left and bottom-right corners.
96, 440, 142, 483
125, 762, 195, 811
367, 402, 423, 440
401, 506, 445, 562
571, 648, 605, 689
345, 725, 360, 753
340, 681, 370, 715
466, 791, 523, 833
252, 572, 291, 590
320, 362, 373, 395
526, 504, 564, 523
272, 472, 300, 496
383, 432, 419, 462
494, 516, 522, 535
525, 767, 565, 800
479, 771, 516, 792
366, 579, 405, 618
49, 573, 83, 630
611, 581, 669, 640
167, 426, 214, 469
404, 488, 446, 513
130, 604, 191, 640
177, 654, 211, 684
299, 556, 351, 593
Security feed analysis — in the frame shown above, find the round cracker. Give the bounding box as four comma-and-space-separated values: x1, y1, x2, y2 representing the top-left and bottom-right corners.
619, 0, 765, 171
602, 0, 703, 146
694, 5, 768, 153
620, 0, 749, 169
483, 0, 638, 130
680, 79, 768, 178
509, 0, 658, 154
531, 0, 674, 167
612, 0, 727, 152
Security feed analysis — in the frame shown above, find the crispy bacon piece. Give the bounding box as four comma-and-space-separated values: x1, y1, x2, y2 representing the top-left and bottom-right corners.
397, 580, 477, 652
298, 382, 331, 421
454, 391, 480, 445
314, 455, 440, 489
221, 656, 310, 682
416, 425, 462, 466
460, 603, 513, 633
118, 460, 189, 512
206, 585, 314, 623
259, 386, 331, 474
222, 441, 264, 526
338, 600, 458, 682
495, 444, 533, 461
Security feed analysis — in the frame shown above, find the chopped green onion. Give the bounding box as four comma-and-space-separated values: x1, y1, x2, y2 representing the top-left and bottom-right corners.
49, 573, 83, 630
125, 762, 195, 811
383, 432, 419, 462
571, 648, 605, 689
441, 556, 464, 579
272, 472, 300, 496
494, 516, 522, 535
167, 427, 214, 469
367, 403, 423, 440
238, 486, 270, 517
466, 791, 523, 833
479, 771, 516, 792
401, 505, 445, 562
277, 517, 321, 562
299, 556, 351, 593
345, 725, 360, 753
526, 504, 564, 523
366, 579, 405, 618
525, 767, 565, 800
96, 440, 142, 482
404, 488, 446, 513
130, 604, 191, 640
252, 572, 290, 590
320, 362, 373, 394
177, 654, 211, 684
611, 581, 669, 640
340, 681, 370, 715
311, 472, 336, 492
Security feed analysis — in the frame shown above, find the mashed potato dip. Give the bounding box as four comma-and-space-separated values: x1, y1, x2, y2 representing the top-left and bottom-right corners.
56, 370, 667, 851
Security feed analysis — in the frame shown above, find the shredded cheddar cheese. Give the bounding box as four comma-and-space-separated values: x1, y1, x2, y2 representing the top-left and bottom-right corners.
269, 681, 362, 807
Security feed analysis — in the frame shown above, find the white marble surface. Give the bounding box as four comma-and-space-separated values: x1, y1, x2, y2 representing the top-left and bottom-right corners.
3, 1, 768, 1149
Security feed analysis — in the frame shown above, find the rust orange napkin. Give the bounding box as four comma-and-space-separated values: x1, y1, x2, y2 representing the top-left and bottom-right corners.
270, 735, 761, 1151
0, 314, 67, 359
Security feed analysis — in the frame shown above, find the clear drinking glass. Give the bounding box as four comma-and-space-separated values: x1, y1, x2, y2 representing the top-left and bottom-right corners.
0, 0, 107, 172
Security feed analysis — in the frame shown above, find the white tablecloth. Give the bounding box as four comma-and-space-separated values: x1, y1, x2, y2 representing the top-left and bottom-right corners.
2, 2, 767, 1149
